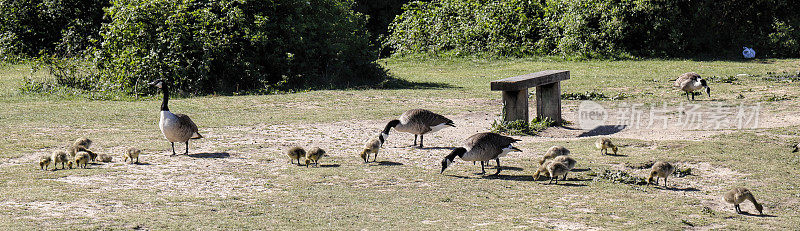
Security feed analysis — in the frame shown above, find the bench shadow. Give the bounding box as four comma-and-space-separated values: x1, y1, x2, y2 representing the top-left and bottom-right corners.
374, 161, 403, 166
577, 125, 627, 137
188, 152, 230, 158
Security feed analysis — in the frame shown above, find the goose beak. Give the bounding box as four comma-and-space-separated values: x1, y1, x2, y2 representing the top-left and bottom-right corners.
440, 159, 451, 174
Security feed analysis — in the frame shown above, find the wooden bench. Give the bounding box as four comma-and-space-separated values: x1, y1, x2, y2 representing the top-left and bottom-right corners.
490, 70, 570, 124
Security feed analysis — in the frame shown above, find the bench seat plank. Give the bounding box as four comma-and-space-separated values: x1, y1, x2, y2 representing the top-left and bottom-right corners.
490, 70, 569, 91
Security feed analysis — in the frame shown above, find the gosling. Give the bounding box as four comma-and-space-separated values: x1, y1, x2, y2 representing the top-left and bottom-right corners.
39, 155, 52, 170
534, 160, 570, 185
124, 147, 141, 164
361, 136, 382, 163
51, 150, 69, 170
724, 187, 763, 215
552, 155, 576, 180
68, 137, 92, 157
306, 147, 326, 167
97, 154, 113, 163
539, 145, 570, 165
648, 161, 675, 187
287, 147, 306, 166
595, 137, 618, 155
73, 151, 91, 168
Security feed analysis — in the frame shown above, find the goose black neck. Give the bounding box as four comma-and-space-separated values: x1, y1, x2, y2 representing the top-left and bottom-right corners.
160, 83, 170, 111
382, 120, 400, 135
446, 147, 467, 160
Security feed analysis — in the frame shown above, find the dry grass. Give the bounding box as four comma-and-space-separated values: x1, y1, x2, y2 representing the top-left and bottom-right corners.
1, 58, 799, 229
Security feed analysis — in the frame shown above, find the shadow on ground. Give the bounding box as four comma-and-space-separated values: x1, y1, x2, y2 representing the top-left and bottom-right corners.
578, 125, 627, 137
188, 152, 230, 158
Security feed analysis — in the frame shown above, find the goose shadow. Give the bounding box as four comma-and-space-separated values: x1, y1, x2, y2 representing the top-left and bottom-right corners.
577, 125, 627, 137
481, 174, 536, 181
419, 146, 459, 150
541, 182, 587, 187
739, 212, 777, 217
373, 161, 403, 166
318, 164, 340, 168
131, 162, 151, 165
188, 152, 230, 158
656, 186, 700, 192
570, 168, 591, 172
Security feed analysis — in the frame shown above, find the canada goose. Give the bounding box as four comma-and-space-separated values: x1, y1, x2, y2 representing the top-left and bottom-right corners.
674, 72, 710, 101
533, 160, 569, 184
39, 155, 52, 170
648, 161, 675, 187
124, 147, 141, 164
539, 145, 570, 165
552, 155, 576, 180
305, 147, 326, 167
382, 109, 455, 148
51, 151, 69, 170
440, 132, 521, 175
149, 79, 203, 155
97, 154, 112, 163
73, 151, 91, 168
724, 187, 763, 215
792, 143, 799, 153
361, 136, 382, 163
595, 137, 618, 155
287, 147, 306, 165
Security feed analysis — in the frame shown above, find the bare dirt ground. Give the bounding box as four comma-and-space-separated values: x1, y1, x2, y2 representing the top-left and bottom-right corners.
5, 100, 798, 225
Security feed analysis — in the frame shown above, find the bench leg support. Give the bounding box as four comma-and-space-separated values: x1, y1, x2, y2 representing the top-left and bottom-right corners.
502, 89, 528, 122
535, 82, 562, 125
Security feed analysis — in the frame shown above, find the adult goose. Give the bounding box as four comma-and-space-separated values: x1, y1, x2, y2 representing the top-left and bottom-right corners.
674, 72, 710, 101
440, 132, 521, 175
381, 109, 455, 148
150, 79, 202, 155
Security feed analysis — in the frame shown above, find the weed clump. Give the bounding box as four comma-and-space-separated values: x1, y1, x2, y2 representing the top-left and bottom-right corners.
561, 91, 629, 100
589, 169, 647, 185
490, 117, 554, 136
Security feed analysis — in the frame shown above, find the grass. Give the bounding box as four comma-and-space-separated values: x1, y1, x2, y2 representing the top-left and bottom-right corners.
1, 57, 800, 229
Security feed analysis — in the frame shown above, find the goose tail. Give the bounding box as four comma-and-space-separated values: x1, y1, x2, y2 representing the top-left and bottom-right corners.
191, 132, 203, 139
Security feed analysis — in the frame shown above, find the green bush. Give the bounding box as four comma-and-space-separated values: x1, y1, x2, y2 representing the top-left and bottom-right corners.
0, 0, 107, 60
388, 0, 544, 57
353, 0, 422, 57
389, 0, 800, 58
91, 0, 385, 95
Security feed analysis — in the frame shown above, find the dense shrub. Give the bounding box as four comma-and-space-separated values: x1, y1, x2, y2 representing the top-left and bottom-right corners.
0, 0, 107, 60
90, 0, 385, 95
388, 0, 544, 56
352, 0, 422, 56
389, 0, 800, 58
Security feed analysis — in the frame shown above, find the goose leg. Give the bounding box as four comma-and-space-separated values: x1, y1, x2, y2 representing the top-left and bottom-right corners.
373, 151, 378, 162
185, 141, 189, 155
735, 204, 741, 214
563, 171, 569, 181
686, 92, 690, 101
419, 135, 424, 148
171, 142, 176, 156
480, 161, 486, 175
413, 135, 417, 146
493, 158, 501, 175
664, 176, 668, 188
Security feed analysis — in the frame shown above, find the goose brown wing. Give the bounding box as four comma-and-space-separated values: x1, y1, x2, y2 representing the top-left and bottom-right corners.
401, 109, 454, 127
464, 132, 519, 159
175, 113, 201, 138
